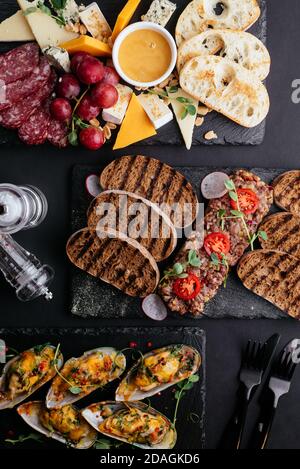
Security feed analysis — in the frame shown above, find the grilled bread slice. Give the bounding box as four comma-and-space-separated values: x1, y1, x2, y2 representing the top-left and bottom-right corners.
273, 170, 300, 216
175, 0, 261, 46
180, 55, 270, 128
87, 190, 177, 262
177, 30, 270, 80
100, 155, 199, 229
67, 228, 160, 298
259, 212, 300, 259
238, 250, 300, 319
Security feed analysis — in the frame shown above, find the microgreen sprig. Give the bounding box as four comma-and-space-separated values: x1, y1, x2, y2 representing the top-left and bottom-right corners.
218, 180, 268, 251
148, 87, 197, 120
94, 438, 124, 450
210, 253, 230, 287
172, 375, 200, 427
5, 433, 43, 445
160, 249, 201, 285
24, 1, 66, 26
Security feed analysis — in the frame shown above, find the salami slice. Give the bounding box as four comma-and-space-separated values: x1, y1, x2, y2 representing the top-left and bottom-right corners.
47, 119, 69, 148
0, 43, 40, 85
0, 70, 57, 129
0, 57, 51, 112
18, 106, 51, 145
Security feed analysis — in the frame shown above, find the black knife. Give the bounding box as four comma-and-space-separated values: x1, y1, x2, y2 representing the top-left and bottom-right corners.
218, 333, 281, 449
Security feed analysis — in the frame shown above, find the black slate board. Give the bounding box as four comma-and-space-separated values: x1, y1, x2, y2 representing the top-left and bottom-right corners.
70, 164, 288, 321
0, 0, 267, 146
0, 327, 206, 450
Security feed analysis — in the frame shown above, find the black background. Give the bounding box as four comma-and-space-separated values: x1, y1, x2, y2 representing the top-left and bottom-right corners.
1, 0, 300, 450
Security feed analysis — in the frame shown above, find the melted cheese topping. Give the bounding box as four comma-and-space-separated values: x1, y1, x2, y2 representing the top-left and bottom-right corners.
40, 405, 90, 443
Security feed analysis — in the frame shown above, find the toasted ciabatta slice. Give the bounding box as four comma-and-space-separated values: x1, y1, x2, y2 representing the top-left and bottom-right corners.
175, 0, 261, 46
238, 250, 300, 319
259, 212, 300, 259
100, 155, 199, 229
66, 228, 160, 298
177, 30, 270, 80
180, 56, 270, 128
87, 190, 177, 262
272, 170, 300, 216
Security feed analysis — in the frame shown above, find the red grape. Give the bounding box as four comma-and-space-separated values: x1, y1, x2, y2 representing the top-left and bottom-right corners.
57, 74, 80, 99
90, 83, 118, 108
50, 98, 72, 121
77, 95, 100, 121
71, 51, 90, 74
79, 127, 104, 150
102, 66, 120, 86
76, 57, 105, 85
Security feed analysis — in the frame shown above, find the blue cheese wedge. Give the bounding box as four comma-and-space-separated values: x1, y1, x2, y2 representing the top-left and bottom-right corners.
51, 0, 79, 23
79, 2, 111, 43
137, 93, 173, 129
142, 0, 176, 27
102, 84, 133, 125
168, 88, 198, 150
43, 46, 71, 72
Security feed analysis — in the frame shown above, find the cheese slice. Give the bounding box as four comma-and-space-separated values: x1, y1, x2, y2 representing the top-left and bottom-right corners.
113, 94, 156, 150
17, 0, 79, 49
102, 84, 133, 125
79, 2, 111, 42
137, 93, 173, 130
168, 88, 198, 150
60, 35, 112, 57
0, 10, 34, 42
111, 0, 141, 42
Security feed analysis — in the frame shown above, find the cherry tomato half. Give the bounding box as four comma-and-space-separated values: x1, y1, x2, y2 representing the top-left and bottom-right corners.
230, 188, 259, 215
172, 273, 202, 301
204, 232, 230, 258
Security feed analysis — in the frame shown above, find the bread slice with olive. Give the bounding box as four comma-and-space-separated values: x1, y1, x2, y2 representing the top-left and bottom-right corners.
175, 0, 261, 46
67, 227, 160, 298
177, 30, 270, 80
273, 170, 300, 216
238, 250, 300, 319
259, 212, 300, 259
100, 155, 199, 229
87, 190, 177, 262
180, 55, 270, 127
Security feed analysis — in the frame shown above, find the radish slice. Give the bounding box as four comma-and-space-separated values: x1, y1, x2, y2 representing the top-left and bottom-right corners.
85, 174, 102, 198
142, 294, 168, 321
201, 172, 230, 199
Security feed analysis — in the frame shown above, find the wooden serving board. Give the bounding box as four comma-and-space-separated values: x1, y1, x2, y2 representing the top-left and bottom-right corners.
70, 164, 288, 321
0, 327, 206, 450
0, 0, 267, 146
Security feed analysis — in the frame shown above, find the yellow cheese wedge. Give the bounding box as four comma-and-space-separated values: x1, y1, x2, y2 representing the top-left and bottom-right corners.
0, 11, 35, 42
111, 0, 142, 42
113, 94, 156, 150
60, 35, 112, 57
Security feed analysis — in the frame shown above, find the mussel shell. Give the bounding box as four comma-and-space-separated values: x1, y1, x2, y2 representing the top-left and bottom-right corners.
82, 401, 177, 450
115, 344, 201, 401
46, 347, 126, 409
0, 345, 63, 410
17, 401, 97, 449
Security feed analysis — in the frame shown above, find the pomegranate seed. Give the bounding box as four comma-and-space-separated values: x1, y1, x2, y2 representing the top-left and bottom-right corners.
147, 341, 153, 348
129, 341, 137, 348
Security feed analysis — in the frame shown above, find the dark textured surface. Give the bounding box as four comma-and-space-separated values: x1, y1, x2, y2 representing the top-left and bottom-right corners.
1, 0, 300, 450
0, 0, 267, 146
0, 327, 206, 450
70, 164, 287, 320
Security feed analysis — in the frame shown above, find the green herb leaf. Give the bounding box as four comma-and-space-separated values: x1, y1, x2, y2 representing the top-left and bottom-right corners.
69, 386, 82, 395
5, 433, 43, 445
68, 130, 78, 146
224, 179, 235, 191
258, 230, 268, 241
218, 209, 226, 219
174, 390, 181, 400
188, 374, 200, 383
210, 253, 220, 266
176, 97, 190, 104
173, 263, 184, 275
230, 210, 243, 217
187, 104, 196, 116
38, 3, 52, 16
50, 0, 68, 10
24, 7, 38, 15
181, 107, 188, 120
229, 191, 238, 202
33, 343, 51, 354
177, 273, 189, 279
168, 86, 178, 93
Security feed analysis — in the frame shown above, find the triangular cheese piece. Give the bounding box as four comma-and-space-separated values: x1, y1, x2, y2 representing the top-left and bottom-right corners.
168, 88, 198, 150
113, 94, 156, 150
17, 0, 78, 49
0, 11, 34, 42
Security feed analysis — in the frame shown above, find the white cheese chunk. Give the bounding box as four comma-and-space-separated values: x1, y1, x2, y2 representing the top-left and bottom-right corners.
102, 84, 133, 125
79, 2, 111, 42
54, 0, 80, 23
137, 93, 173, 130
17, 0, 79, 49
0, 10, 35, 42
43, 46, 71, 72
142, 0, 176, 27
168, 88, 198, 150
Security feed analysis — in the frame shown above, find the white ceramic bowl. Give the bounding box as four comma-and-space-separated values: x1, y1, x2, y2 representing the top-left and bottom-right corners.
112, 22, 177, 88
